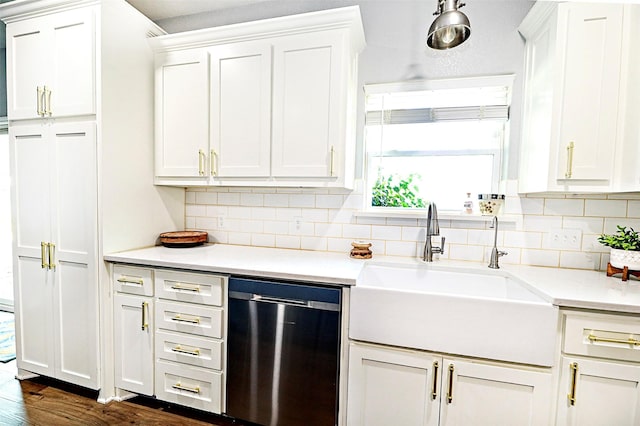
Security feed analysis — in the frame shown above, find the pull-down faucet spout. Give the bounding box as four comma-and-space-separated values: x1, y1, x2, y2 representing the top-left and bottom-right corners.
423, 202, 445, 262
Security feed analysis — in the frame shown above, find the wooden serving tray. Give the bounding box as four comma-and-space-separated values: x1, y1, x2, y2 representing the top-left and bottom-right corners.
159, 231, 208, 248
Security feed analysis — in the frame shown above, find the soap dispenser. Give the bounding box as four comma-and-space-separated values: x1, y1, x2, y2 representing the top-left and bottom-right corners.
463, 192, 474, 214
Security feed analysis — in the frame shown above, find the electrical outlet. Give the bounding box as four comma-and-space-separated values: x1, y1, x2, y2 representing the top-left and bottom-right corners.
548, 228, 582, 250
217, 215, 226, 230
293, 216, 303, 234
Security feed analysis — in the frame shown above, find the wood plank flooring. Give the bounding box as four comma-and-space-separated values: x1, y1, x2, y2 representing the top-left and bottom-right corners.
0, 361, 250, 425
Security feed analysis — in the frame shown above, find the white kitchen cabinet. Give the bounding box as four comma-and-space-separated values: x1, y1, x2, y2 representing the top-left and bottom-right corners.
209, 40, 272, 178
114, 293, 154, 396
556, 356, 640, 426
151, 6, 364, 188
518, 2, 636, 193
271, 30, 349, 179
154, 270, 227, 414
10, 122, 99, 389
6, 6, 95, 120
347, 342, 553, 426
555, 309, 640, 425
154, 49, 210, 180
112, 266, 228, 412
1, 0, 184, 397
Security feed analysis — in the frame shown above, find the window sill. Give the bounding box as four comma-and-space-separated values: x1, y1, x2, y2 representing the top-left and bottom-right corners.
353, 209, 520, 224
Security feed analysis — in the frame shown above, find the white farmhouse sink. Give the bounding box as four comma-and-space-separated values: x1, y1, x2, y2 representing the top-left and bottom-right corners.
350, 262, 558, 366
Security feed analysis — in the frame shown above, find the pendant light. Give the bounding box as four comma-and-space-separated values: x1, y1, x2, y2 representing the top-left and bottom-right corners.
427, 0, 471, 50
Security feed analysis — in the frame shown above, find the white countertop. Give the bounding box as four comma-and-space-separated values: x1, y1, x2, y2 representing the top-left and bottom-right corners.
104, 244, 364, 286
104, 244, 640, 314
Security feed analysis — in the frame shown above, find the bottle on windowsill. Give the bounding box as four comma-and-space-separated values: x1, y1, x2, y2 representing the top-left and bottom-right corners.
463, 192, 474, 214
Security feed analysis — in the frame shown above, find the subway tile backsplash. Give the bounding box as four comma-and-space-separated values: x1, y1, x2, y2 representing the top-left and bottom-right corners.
185, 180, 640, 271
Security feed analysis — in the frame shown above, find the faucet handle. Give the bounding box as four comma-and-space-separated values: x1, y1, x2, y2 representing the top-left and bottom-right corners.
498, 250, 507, 257
439, 236, 446, 255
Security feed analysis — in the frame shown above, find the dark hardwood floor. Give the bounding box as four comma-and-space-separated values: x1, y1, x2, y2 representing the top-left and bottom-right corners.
0, 360, 250, 425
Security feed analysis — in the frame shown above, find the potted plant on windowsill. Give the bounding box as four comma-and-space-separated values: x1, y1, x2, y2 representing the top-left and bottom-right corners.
598, 225, 640, 270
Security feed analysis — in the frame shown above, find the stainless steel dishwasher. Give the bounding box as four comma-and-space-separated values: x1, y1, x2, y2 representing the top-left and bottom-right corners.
226, 277, 341, 426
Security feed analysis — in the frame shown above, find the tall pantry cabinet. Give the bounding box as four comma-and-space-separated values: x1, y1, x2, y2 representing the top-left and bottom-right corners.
0, 0, 184, 394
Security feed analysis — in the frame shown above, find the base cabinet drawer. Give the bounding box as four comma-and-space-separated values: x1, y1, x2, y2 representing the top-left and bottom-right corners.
563, 310, 640, 363
156, 330, 223, 370
114, 265, 154, 296
155, 360, 223, 413
156, 299, 223, 338
155, 270, 225, 306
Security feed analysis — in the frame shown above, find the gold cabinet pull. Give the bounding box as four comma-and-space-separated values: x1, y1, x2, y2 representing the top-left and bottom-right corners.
172, 383, 200, 394
329, 145, 335, 177
588, 333, 640, 346
141, 301, 149, 330
41, 242, 48, 269
568, 362, 578, 406
117, 276, 144, 285
565, 141, 574, 178
198, 149, 205, 176
45, 86, 52, 116
431, 360, 439, 400
210, 149, 217, 176
170, 283, 200, 293
171, 345, 201, 356
37, 86, 45, 116
47, 242, 55, 269
446, 364, 454, 403
171, 314, 200, 324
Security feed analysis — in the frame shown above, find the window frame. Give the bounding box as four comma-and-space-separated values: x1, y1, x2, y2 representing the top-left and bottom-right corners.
362, 75, 514, 214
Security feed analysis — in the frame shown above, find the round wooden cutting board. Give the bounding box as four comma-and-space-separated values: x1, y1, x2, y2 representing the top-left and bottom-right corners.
159, 231, 208, 248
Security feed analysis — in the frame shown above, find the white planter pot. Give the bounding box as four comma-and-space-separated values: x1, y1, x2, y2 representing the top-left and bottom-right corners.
609, 248, 640, 270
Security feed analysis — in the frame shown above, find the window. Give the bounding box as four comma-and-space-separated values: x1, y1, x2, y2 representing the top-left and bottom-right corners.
364, 75, 513, 212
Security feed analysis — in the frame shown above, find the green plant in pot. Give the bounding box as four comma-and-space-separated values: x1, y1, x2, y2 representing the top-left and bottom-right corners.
598, 225, 640, 270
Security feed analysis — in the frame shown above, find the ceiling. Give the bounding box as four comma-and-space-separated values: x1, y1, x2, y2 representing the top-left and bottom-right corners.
125, 0, 272, 21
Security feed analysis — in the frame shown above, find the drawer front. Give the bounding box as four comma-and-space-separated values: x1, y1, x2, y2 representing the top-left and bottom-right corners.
114, 265, 153, 296
155, 270, 225, 306
156, 330, 223, 370
156, 300, 223, 339
563, 310, 640, 363
155, 360, 222, 414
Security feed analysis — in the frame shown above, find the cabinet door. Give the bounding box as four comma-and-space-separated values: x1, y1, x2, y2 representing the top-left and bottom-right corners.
10, 124, 55, 376
6, 17, 49, 120
347, 343, 439, 426
439, 358, 553, 426
46, 7, 96, 118
114, 293, 154, 395
555, 3, 623, 183
155, 50, 209, 179
50, 123, 99, 389
5, 8, 95, 120
10, 123, 99, 388
271, 30, 347, 178
556, 357, 640, 426
210, 41, 271, 177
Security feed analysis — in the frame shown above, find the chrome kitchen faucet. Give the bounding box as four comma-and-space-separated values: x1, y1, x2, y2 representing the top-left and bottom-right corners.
423, 202, 445, 262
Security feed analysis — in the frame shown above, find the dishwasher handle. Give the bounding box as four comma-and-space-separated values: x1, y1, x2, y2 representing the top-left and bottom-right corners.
229, 290, 339, 312
252, 293, 309, 307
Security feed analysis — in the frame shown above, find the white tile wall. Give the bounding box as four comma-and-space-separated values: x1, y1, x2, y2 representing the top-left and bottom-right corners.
185, 181, 640, 271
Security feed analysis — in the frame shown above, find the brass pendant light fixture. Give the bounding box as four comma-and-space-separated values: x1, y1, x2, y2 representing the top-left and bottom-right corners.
427, 0, 471, 50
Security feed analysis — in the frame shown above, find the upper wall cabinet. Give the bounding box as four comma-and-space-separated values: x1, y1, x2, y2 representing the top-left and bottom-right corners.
151, 6, 365, 189
518, 2, 640, 193
155, 49, 209, 179
6, 7, 95, 120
